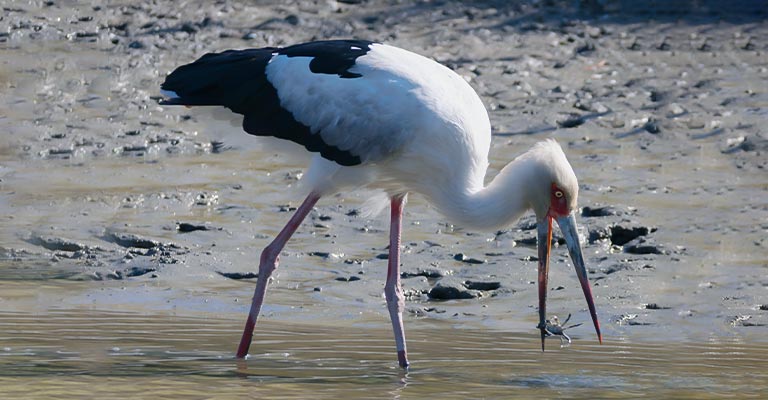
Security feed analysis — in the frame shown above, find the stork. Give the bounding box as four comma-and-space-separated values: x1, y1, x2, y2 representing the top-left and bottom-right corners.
160, 39, 601, 369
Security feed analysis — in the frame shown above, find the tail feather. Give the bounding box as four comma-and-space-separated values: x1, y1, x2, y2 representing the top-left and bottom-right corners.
160, 48, 277, 113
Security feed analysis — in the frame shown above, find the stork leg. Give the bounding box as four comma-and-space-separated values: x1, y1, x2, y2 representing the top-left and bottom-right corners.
385, 194, 409, 369
236, 191, 321, 358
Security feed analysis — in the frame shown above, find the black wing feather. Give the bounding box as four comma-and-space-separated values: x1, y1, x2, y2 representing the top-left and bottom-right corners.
160, 40, 376, 166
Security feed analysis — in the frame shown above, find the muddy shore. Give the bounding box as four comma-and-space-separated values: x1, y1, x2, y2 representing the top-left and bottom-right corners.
1, 0, 766, 345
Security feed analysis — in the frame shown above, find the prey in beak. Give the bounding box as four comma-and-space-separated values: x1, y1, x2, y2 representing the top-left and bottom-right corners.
536, 184, 602, 350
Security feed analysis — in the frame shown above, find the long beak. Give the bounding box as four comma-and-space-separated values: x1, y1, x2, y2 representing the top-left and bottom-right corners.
556, 213, 602, 345
536, 217, 553, 351
537, 213, 602, 351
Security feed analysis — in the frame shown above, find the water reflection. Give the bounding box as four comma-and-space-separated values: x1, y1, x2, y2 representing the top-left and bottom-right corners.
1, 309, 766, 398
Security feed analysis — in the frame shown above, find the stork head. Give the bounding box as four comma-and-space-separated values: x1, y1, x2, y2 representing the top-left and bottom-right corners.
523, 140, 579, 219
522, 140, 601, 350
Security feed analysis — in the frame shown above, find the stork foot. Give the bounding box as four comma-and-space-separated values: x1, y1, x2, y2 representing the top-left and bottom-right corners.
397, 350, 410, 369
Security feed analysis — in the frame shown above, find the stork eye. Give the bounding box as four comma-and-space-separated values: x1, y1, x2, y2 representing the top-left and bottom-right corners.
554, 191, 564, 198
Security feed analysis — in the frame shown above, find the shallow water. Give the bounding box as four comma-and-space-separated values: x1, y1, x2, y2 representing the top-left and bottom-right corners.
1, 306, 766, 400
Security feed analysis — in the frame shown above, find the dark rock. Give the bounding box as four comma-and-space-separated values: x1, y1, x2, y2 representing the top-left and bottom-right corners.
108, 233, 159, 249
125, 266, 156, 277
241, 32, 258, 40
581, 205, 620, 217
557, 114, 585, 128
401, 268, 445, 279
211, 141, 228, 153
335, 275, 361, 282
573, 100, 591, 111
516, 236, 538, 246
656, 38, 671, 50
740, 37, 756, 50
48, 148, 74, 155
109, 21, 128, 31
724, 135, 768, 154
610, 225, 653, 246
277, 204, 296, 212
123, 144, 149, 153
428, 279, 480, 300
697, 39, 712, 52
588, 224, 612, 244
728, 315, 765, 327
759, 305, 768, 311
74, 31, 99, 38
284, 15, 300, 25
429, 285, 476, 300
645, 303, 671, 310
624, 237, 666, 255
217, 271, 258, 280
106, 270, 123, 280
693, 79, 717, 89
464, 280, 501, 291
649, 90, 666, 102
644, 119, 661, 134
179, 22, 198, 34
177, 222, 210, 232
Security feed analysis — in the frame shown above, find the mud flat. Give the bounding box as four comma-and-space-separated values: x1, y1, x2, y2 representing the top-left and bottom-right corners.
1, 1, 767, 348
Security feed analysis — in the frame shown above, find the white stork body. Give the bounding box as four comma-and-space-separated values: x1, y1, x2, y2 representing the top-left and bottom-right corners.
161, 40, 601, 369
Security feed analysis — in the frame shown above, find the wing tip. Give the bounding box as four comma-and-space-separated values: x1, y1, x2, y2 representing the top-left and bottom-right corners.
160, 89, 179, 99
159, 89, 189, 106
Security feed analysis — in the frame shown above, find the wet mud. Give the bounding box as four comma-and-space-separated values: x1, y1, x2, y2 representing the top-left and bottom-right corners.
1, 0, 767, 349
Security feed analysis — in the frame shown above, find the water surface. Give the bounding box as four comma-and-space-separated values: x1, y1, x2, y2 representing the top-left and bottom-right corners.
1, 304, 766, 399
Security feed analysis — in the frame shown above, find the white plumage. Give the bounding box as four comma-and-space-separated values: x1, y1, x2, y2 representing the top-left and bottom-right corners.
266, 43, 491, 199
161, 40, 601, 369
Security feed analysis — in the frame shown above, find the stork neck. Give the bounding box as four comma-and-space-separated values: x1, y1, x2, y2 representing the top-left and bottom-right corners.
427, 158, 536, 231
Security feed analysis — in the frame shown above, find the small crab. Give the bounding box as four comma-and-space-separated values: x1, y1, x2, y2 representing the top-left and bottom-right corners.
542, 314, 582, 345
